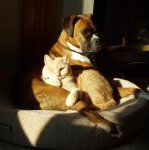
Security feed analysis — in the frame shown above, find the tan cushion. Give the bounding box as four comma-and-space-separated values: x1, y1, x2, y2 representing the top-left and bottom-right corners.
0, 78, 148, 149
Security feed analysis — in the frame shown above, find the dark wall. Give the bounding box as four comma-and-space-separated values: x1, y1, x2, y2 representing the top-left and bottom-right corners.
0, 0, 22, 68
93, 0, 149, 47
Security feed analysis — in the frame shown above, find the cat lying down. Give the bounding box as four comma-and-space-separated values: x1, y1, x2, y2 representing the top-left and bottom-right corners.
41, 55, 137, 108
41, 55, 82, 107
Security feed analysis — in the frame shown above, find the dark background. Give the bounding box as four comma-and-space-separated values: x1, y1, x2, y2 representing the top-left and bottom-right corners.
93, 0, 149, 79
94, 0, 149, 46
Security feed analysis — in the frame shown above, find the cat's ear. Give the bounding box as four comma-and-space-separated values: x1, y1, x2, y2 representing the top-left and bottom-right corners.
44, 54, 53, 65
62, 55, 69, 63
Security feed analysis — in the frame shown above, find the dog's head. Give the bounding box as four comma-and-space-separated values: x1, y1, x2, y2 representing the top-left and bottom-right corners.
62, 14, 101, 55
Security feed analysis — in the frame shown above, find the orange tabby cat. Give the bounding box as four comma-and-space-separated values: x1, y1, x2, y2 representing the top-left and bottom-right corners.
77, 69, 117, 110
41, 54, 82, 107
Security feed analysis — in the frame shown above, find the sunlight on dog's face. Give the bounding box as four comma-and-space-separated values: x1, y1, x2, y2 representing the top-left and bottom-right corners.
82, 27, 101, 53
73, 18, 101, 54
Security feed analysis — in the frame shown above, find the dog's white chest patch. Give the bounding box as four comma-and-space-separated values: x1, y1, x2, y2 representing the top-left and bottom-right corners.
67, 42, 91, 63
71, 52, 91, 63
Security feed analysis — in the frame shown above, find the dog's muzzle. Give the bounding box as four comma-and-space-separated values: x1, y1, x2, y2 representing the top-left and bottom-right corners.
83, 34, 101, 55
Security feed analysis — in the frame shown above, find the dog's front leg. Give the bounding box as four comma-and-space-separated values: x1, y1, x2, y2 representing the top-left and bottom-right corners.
71, 100, 117, 133
32, 78, 69, 110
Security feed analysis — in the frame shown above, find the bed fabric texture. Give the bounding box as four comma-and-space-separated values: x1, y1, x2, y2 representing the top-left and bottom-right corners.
0, 78, 149, 149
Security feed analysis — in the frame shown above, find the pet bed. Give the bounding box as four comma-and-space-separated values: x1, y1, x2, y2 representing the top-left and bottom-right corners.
0, 78, 149, 150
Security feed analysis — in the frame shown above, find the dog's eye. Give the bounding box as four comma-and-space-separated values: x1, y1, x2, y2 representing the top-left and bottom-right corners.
82, 28, 92, 38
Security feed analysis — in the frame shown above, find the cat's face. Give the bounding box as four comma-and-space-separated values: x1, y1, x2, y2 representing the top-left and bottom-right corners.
53, 57, 72, 77
43, 55, 72, 78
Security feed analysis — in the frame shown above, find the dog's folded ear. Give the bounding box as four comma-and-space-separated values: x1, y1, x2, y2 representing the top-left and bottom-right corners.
62, 14, 94, 37
62, 15, 78, 37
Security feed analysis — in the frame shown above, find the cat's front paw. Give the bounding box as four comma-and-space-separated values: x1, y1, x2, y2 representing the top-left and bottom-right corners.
66, 89, 80, 107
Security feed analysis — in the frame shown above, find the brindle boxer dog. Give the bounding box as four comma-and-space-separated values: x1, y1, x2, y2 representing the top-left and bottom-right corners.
15, 14, 138, 132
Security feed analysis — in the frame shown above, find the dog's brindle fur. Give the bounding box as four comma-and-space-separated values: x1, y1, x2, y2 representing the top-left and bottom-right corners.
15, 14, 139, 131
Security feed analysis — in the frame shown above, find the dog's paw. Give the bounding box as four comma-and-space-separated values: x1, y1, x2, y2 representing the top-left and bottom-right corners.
84, 110, 118, 134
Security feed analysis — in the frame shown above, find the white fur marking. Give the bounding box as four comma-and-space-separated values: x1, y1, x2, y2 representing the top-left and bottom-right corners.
113, 78, 140, 89
67, 42, 91, 63
120, 95, 135, 104
66, 88, 79, 107
91, 34, 100, 42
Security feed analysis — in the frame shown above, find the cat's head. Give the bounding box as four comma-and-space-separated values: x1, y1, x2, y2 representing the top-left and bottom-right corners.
44, 54, 72, 76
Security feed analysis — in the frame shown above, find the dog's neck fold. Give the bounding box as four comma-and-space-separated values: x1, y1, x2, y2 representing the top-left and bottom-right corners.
52, 30, 93, 67
66, 42, 91, 64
